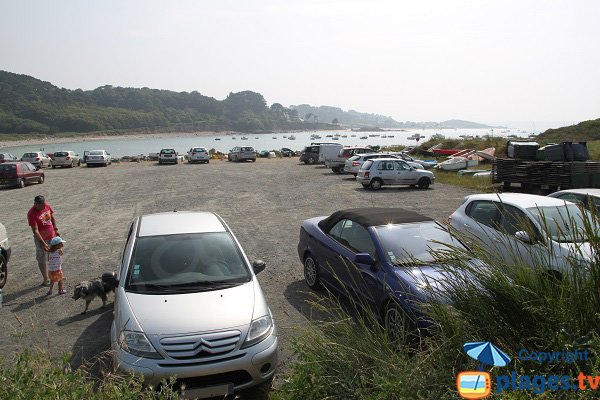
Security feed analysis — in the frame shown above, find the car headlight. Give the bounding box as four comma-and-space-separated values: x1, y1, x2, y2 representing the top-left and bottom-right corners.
242, 316, 273, 348
118, 330, 162, 359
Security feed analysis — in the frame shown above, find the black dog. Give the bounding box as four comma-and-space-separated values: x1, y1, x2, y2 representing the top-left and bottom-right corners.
72, 272, 119, 314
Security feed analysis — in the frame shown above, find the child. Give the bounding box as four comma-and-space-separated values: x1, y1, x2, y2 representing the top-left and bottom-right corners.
46, 236, 67, 295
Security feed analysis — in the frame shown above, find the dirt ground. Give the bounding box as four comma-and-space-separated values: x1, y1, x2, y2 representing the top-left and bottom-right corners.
0, 157, 476, 383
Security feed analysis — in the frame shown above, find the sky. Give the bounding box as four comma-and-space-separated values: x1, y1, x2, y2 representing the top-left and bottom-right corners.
1, 0, 599, 127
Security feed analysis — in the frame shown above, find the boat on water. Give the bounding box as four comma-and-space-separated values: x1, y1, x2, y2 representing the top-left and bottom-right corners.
272, 136, 277, 139
255, 137, 259, 139
215, 138, 221, 141
341, 135, 348, 138
232, 136, 237, 140
241, 136, 248, 140
288, 135, 296, 140
387, 135, 394, 138
381, 134, 387, 138
332, 137, 339, 140
368, 134, 380, 137
360, 136, 368, 139
351, 134, 357, 137
326, 134, 333, 137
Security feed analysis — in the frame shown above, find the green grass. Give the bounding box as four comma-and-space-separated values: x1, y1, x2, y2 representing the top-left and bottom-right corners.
434, 169, 495, 192
275, 208, 600, 399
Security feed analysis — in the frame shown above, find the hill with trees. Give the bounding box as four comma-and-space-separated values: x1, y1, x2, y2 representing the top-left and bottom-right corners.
537, 118, 600, 142
0, 71, 334, 134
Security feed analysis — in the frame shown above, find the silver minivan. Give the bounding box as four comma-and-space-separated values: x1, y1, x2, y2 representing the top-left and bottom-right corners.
357, 158, 435, 190
111, 211, 277, 399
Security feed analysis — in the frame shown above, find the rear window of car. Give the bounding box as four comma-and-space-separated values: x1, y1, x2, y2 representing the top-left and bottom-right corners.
348, 155, 360, 162
161, 149, 176, 154
89, 151, 105, 155
192, 148, 206, 152
0, 164, 17, 173
23, 153, 37, 158
54, 152, 69, 157
241, 147, 254, 151
361, 160, 374, 170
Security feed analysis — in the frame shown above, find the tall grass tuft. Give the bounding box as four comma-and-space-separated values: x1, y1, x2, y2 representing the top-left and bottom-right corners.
275, 205, 600, 399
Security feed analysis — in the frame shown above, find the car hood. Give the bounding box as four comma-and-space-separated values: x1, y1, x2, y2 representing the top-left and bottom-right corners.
125, 281, 255, 335
555, 241, 593, 263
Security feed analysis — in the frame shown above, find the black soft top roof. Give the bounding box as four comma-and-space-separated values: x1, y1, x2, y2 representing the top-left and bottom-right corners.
318, 207, 433, 232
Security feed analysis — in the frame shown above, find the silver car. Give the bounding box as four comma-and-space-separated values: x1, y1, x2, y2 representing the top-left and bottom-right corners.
0, 221, 10, 289
356, 158, 435, 190
85, 150, 112, 166
111, 211, 278, 398
187, 147, 210, 164
51, 151, 81, 168
345, 153, 423, 176
21, 151, 51, 168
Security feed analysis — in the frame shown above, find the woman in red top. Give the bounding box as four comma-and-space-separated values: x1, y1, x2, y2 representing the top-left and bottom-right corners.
27, 195, 60, 286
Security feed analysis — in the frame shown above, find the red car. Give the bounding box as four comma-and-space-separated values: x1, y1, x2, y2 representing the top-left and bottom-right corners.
0, 162, 45, 188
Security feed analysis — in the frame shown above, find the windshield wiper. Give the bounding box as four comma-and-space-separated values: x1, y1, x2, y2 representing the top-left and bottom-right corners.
169, 280, 241, 289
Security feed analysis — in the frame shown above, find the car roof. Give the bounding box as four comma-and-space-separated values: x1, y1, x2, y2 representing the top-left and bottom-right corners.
464, 193, 569, 208
318, 207, 433, 231
138, 211, 226, 237
549, 188, 600, 197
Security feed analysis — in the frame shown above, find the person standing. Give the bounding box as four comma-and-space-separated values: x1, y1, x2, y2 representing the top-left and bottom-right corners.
27, 195, 59, 286
46, 236, 67, 295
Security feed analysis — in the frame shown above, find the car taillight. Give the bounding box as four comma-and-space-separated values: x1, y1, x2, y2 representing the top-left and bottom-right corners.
66, 156, 71, 160
192, 152, 196, 155
364, 171, 370, 178
36, 157, 40, 161
352, 161, 360, 166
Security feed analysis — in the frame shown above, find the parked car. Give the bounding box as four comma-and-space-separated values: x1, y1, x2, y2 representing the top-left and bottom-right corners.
21, 151, 51, 169
187, 147, 210, 164
325, 146, 374, 174
228, 146, 256, 162
356, 158, 435, 190
345, 154, 423, 177
51, 151, 81, 168
258, 150, 271, 158
391, 153, 437, 169
448, 193, 592, 275
300, 145, 321, 164
547, 189, 600, 213
0, 162, 45, 188
297, 207, 473, 342
158, 148, 179, 165
111, 211, 277, 397
0, 221, 10, 289
0, 153, 18, 163
84, 150, 112, 167
280, 148, 294, 157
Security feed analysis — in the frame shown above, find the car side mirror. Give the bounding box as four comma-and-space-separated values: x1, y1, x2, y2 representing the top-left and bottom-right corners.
515, 231, 531, 244
252, 260, 266, 274
354, 253, 375, 266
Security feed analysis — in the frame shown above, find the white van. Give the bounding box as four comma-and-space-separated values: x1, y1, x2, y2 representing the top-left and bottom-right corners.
318, 144, 343, 163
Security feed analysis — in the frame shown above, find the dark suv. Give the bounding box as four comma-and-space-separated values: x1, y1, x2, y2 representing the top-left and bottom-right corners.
0, 162, 45, 188
299, 143, 337, 164
228, 146, 256, 162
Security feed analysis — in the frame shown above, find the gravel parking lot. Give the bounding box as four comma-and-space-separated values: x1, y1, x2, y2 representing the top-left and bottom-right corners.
0, 158, 476, 381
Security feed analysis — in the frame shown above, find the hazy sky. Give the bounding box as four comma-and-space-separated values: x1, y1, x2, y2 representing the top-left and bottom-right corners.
1, 0, 599, 125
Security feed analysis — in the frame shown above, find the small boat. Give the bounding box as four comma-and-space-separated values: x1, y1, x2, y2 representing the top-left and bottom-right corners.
332, 137, 339, 140
432, 148, 461, 156
381, 134, 387, 138
341, 135, 348, 138
232, 136, 237, 140
241, 136, 248, 140
369, 134, 380, 137
387, 135, 394, 138
475, 147, 496, 161
288, 135, 296, 140
272, 136, 277, 139
255, 137, 259, 139
215, 138, 221, 141
351, 134, 357, 137
437, 156, 479, 171
457, 169, 490, 176
326, 134, 333, 137
473, 171, 492, 178
360, 136, 368, 139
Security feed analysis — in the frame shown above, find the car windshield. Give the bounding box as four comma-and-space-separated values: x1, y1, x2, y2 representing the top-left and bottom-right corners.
373, 221, 467, 265
23, 153, 37, 158
193, 148, 206, 152
125, 232, 251, 293
161, 149, 176, 154
89, 151, 104, 155
527, 204, 590, 243
54, 152, 69, 157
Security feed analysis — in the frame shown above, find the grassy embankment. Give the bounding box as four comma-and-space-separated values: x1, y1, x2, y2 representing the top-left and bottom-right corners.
274, 210, 600, 399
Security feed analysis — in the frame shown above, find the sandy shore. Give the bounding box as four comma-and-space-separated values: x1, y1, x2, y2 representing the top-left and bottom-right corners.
0, 131, 230, 149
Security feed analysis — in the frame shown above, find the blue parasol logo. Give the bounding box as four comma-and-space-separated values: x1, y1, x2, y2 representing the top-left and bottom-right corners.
464, 341, 511, 368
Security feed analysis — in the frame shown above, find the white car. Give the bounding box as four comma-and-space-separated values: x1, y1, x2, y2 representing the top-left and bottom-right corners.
111, 211, 278, 398
84, 150, 111, 167
448, 193, 592, 275
187, 147, 210, 164
21, 151, 51, 169
51, 151, 81, 168
547, 189, 600, 213
356, 158, 435, 190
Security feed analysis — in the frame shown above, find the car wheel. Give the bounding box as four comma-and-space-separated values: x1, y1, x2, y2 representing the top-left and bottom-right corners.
370, 179, 383, 190
17, 178, 25, 188
52, 163, 57, 169
307, 157, 315, 164
70, 161, 75, 168
0, 254, 7, 289
38, 175, 44, 184
206, 160, 210, 164
353, 173, 357, 177
332, 167, 341, 174
304, 254, 321, 290
417, 178, 430, 189
78, 160, 81, 166
385, 302, 409, 347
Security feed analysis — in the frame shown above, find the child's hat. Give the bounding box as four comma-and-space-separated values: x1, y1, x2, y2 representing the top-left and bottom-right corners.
50, 236, 66, 246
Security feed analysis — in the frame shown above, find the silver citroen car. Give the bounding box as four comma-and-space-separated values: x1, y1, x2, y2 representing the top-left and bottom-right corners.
111, 211, 278, 399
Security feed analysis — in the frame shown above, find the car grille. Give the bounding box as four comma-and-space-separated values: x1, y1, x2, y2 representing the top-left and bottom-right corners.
173, 370, 253, 390
159, 330, 241, 360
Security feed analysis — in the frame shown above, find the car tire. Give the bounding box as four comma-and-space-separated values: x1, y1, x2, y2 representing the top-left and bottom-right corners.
38, 175, 44, 184
78, 160, 81, 166
17, 178, 25, 189
70, 161, 75, 168
385, 302, 410, 347
52, 164, 57, 169
370, 178, 383, 190
0, 254, 7, 289
417, 178, 430, 189
304, 254, 321, 290
332, 167, 341, 174
307, 157, 315, 164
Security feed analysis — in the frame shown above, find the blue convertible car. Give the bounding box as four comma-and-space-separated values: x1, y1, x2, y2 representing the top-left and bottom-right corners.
297, 207, 471, 343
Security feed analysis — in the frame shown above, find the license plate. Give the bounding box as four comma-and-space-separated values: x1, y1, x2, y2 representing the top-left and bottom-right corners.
182, 383, 233, 399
